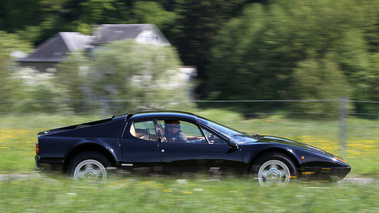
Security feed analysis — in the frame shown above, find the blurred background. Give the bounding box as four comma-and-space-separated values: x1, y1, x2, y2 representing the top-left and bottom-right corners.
0, 0, 378, 171
0, 0, 378, 116
0, 1, 378, 211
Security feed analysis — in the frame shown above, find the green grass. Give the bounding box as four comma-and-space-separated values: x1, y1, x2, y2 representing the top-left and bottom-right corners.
0, 176, 378, 212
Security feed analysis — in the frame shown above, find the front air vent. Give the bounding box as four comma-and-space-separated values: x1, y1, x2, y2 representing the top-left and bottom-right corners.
46, 129, 68, 135
307, 145, 326, 154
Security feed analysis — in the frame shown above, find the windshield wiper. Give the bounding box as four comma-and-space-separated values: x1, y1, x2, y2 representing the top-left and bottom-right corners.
251, 134, 263, 140
234, 134, 247, 137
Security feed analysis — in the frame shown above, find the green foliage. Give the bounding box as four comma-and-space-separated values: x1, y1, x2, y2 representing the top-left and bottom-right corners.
0, 65, 59, 113
8, 68, 60, 113
17, 85, 59, 113
290, 55, 350, 118
53, 41, 193, 115
55, 52, 91, 113
0, 44, 59, 113
209, 0, 378, 115
0, 55, 22, 112
0, 0, 43, 33
128, 1, 177, 32
353, 53, 379, 116
173, 0, 248, 95
78, 0, 118, 24
0, 31, 32, 56
13, 0, 75, 44
89, 40, 193, 114
361, 0, 379, 53
0, 0, 378, 117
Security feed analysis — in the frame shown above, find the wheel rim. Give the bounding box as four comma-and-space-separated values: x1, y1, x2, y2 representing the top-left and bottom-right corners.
73, 159, 107, 181
257, 160, 291, 185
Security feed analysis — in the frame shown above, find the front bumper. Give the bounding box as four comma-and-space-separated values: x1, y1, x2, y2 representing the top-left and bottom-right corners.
300, 166, 351, 182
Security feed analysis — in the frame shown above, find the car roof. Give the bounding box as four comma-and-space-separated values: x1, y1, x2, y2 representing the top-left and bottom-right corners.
120, 111, 199, 121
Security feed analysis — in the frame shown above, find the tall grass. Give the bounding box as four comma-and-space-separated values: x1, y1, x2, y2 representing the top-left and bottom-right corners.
0, 176, 378, 212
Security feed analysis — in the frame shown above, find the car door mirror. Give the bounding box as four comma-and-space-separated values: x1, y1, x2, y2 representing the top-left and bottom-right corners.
228, 139, 239, 150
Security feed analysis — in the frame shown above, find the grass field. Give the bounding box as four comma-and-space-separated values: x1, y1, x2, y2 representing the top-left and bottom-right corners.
0, 176, 378, 212
0, 110, 378, 212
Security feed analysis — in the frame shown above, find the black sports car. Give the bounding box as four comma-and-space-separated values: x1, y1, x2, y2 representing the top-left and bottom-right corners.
35, 111, 350, 185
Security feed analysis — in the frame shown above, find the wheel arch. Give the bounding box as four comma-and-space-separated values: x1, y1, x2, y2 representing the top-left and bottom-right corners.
63, 143, 117, 173
248, 147, 301, 172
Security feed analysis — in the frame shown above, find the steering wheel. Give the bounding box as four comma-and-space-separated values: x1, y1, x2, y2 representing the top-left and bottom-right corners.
208, 133, 215, 144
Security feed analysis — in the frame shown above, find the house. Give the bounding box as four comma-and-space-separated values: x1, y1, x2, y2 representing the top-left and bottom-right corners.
17, 32, 92, 72
17, 24, 170, 72
91, 24, 170, 46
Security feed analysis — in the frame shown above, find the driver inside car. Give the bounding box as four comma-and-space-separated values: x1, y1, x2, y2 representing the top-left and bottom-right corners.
164, 120, 188, 143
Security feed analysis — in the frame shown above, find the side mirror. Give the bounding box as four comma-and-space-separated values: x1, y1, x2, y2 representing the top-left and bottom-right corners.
228, 139, 239, 150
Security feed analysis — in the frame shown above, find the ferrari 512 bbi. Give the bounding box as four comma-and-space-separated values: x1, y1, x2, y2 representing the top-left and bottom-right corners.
35, 111, 351, 185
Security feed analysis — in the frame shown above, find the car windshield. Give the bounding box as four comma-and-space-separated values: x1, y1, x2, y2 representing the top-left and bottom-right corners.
197, 117, 258, 144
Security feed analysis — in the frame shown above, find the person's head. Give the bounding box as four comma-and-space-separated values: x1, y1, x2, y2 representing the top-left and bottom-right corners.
165, 120, 181, 134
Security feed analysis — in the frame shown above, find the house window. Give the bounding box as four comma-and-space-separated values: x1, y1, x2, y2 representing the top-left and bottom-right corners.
136, 30, 160, 44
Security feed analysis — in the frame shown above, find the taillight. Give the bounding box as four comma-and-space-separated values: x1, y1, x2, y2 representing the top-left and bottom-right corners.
36, 144, 39, 156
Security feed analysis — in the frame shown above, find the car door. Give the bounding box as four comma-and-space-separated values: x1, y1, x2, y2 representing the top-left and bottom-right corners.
157, 119, 244, 175
119, 120, 161, 172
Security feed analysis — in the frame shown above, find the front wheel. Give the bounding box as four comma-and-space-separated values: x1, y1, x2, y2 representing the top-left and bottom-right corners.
252, 152, 297, 185
67, 152, 111, 181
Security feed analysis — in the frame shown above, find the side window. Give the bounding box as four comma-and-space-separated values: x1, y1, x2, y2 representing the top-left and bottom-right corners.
157, 120, 206, 144
201, 128, 228, 145
130, 120, 158, 141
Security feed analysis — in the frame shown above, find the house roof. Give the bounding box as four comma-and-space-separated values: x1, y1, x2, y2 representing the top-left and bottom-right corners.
18, 32, 93, 62
91, 24, 170, 45
18, 24, 170, 63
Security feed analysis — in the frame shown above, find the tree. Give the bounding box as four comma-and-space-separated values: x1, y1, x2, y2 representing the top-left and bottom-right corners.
353, 53, 379, 117
55, 51, 91, 113
353, 0, 379, 116
0, 31, 33, 113
0, 0, 43, 33
77, 0, 118, 26
291, 54, 350, 118
208, 0, 375, 115
0, 55, 19, 112
88, 40, 193, 114
128, 1, 176, 33
12, 0, 75, 44
172, 0, 249, 97
0, 31, 32, 56
10, 67, 59, 113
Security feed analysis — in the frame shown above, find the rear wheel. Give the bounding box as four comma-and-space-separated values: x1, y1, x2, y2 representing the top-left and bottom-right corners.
252, 152, 297, 185
67, 152, 111, 181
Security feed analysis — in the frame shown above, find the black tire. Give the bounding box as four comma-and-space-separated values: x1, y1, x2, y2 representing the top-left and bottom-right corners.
66, 151, 111, 181
252, 152, 297, 185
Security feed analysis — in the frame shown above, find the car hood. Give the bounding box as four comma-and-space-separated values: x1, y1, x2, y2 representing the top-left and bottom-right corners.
237, 135, 332, 156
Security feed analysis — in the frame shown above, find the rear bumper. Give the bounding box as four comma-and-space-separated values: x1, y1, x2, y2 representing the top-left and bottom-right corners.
300, 166, 351, 182
35, 155, 64, 173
